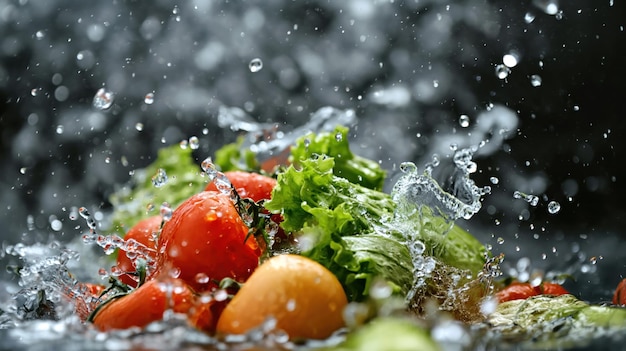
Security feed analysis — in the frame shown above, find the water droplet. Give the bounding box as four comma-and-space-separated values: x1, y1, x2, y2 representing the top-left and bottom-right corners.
503, 53, 519, 68
144, 92, 155, 105
286, 298, 296, 311
135, 123, 144, 131
56, 125, 64, 134
335, 131, 343, 142
533, 0, 559, 15
524, 12, 536, 23
160, 202, 173, 222
151, 168, 168, 188
513, 191, 539, 206
30, 88, 38, 96
495, 64, 511, 79
179, 139, 188, 149
547, 200, 561, 214
489, 177, 499, 185
248, 58, 263, 72
195, 273, 210, 284
530, 74, 542, 87
35, 30, 45, 40
189, 136, 200, 150
459, 114, 470, 128
92, 88, 115, 110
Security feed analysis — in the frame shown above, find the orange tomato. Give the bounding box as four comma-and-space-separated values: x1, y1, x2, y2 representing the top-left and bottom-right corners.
216, 254, 348, 340
116, 215, 161, 287
496, 281, 569, 303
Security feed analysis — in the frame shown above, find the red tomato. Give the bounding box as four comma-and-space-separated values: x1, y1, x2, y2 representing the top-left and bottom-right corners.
496, 281, 570, 303
91, 278, 215, 333
116, 216, 161, 287
496, 282, 538, 303
204, 171, 276, 202
535, 282, 569, 296
613, 278, 626, 305
154, 191, 261, 292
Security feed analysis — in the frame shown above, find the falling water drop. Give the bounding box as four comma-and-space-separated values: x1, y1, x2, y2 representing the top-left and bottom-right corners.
495, 64, 511, 79
144, 92, 155, 105
249, 58, 263, 72
530, 74, 542, 87
92, 88, 115, 110
547, 201, 561, 214
459, 114, 470, 128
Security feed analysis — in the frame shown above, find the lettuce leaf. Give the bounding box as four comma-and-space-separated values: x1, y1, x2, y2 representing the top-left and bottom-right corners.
289, 126, 386, 191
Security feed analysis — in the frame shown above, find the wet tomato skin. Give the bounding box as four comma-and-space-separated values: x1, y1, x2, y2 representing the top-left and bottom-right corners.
116, 215, 161, 287
613, 278, 626, 305
205, 171, 277, 203
496, 282, 539, 303
496, 282, 570, 303
154, 191, 261, 292
91, 278, 215, 332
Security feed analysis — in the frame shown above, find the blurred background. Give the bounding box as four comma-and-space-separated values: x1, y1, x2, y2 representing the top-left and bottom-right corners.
1, 0, 625, 305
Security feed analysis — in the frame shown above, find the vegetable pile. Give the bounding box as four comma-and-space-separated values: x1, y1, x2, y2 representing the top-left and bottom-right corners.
6, 125, 626, 350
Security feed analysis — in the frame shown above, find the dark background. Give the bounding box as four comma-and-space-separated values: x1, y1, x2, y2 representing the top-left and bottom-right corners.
0, 0, 625, 316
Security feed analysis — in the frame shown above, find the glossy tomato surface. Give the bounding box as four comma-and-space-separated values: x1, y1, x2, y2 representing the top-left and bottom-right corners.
154, 191, 261, 292
205, 171, 277, 203
116, 215, 161, 287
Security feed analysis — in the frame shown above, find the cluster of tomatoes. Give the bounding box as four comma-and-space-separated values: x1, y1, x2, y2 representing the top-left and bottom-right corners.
77, 171, 348, 340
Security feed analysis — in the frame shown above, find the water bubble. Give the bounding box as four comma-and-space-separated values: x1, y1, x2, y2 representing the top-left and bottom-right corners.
92, 88, 115, 110
151, 168, 168, 188
495, 64, 511, 79
459, 114, 470, 128
195, 273, 210, 284
189, 136, 200, 150
547, 200, 561, 214
530, 74, 543, 87
524, 12, 536, 23
503, 53, 519, 68
248, 58, 263, 72
144, 92, 155, 105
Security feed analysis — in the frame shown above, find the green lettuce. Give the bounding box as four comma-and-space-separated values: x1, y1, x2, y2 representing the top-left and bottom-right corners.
265, 132, 488, 301
289, 126, 386, 191
108, 144, 206, 235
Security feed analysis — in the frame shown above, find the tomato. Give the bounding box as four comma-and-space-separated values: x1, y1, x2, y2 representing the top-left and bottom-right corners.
216, 254, 348, 340
613, 278, 626, 305
496, 282, 538, 303
91, 278, 215, 332
115, 215, 161, 287
496, 281, 570, 303
154, 191, 261, 292
205, 171, 277, 202
536, 282, 569, 296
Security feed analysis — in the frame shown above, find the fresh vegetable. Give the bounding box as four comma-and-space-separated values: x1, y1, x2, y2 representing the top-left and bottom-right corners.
154, 191, 261, 292
265, 145, 487, 301
216, 254, 348, 340
91, 278, 215, 332
205, 170, 276, 202
613, 278, 626, 305
115, 215, 161, 287
489, 294, 626, 349
496, 281, 570, 303
328, 318, 441, 351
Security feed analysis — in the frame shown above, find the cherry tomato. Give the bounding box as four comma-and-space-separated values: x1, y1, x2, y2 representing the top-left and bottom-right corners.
116, 215, 161, 287
496, 282, 538, 303
154, 191, 261, 292
91, 278, 215, 332
613, 278, 626, 305
535, 282, 569, 296
205, 171, 276, 202
496, 281, 570, 303
216, 254, 348, 340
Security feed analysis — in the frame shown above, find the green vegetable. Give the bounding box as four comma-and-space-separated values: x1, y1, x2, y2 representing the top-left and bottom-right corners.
290, 126, 386, 190
326, 318, 441, 351
265, 130, 488, 302
213, 136, 260, 172
108, 144, 206, 235
488, 295, 626, 349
